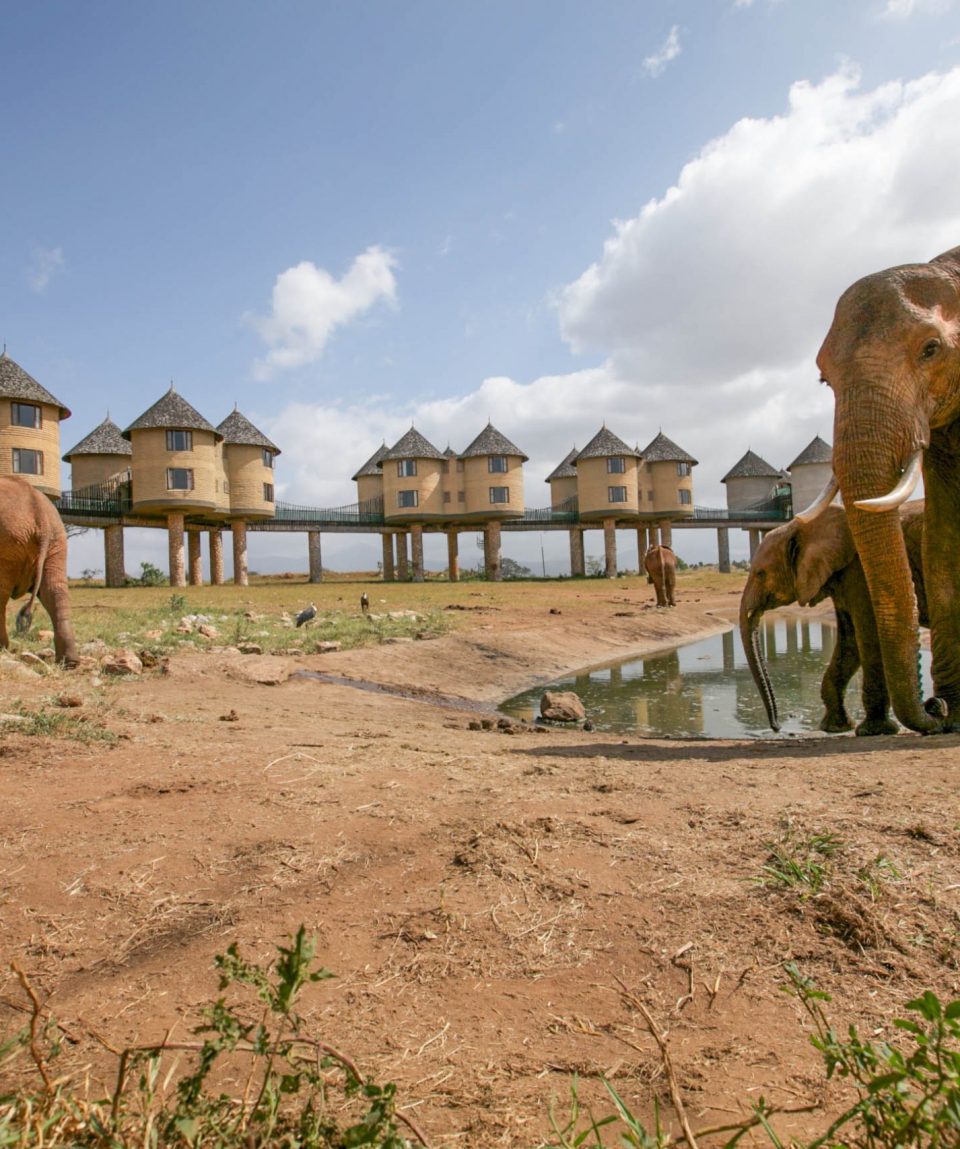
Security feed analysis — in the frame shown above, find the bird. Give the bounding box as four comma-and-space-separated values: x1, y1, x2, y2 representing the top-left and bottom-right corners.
360, 592, 369, 614
295, 603, 317, 628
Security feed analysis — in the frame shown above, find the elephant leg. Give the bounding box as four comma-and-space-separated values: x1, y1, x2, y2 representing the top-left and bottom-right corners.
666, 573, 676, 606
839, 568, 899, 737
819, 604, 857, 733
924, 445, 960, 729
0, 594, 8, 650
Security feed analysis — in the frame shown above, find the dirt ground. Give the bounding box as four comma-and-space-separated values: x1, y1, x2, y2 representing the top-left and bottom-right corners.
2, 573, 959, 1147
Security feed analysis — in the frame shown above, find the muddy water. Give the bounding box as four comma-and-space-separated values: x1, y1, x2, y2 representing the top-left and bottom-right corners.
500, 619, 934, 739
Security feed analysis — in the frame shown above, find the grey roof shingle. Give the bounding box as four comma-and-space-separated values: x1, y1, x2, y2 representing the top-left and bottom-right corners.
788, 435, 832, 470
380, 427, 445, 462
722, 450, 781, 482
0, 352, 71, 419
459, 422, 528, 462
639, 431, 698, 465
574, 426, 639, 463
62, 417, 132, 461
545, 447, 579, 483
352, 442, 390, 481
123, 387, 221, 440
217, 408, 281, 455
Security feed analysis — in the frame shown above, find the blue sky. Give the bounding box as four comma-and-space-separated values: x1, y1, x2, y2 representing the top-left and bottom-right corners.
4, 0, 960, 574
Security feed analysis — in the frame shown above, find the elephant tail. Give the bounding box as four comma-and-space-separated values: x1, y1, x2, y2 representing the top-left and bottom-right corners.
16, 534, 51, 635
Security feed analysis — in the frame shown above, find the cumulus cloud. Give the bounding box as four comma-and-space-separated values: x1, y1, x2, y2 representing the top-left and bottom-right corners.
27, 246, 65, 293
249, 246, 398, 380
643, 25, 683, 78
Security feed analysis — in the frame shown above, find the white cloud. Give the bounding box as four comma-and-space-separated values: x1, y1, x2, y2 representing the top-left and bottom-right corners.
643, 25, 683, 78
27, 246, 65, 293
882, 0, 953, 17
248, 246, 398, 380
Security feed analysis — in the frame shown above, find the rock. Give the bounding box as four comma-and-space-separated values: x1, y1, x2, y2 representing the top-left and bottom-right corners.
57, 694, 84, 708
467, 720, 482, 730
101, 649, 143, 676
540, 690, 586, 723
238, 643, 263, 655
138, 649, 167, 669
19, 652, 48, 672
231, 657, 289, 686
198, 624, 218, 639
219, 709, 240, 722
144, 629, 164, 640
38, 629, 54, 642
583, 719, 595, 732
315, 641, 342, 653
80, 639, 109, 655
549, 608, 562, 615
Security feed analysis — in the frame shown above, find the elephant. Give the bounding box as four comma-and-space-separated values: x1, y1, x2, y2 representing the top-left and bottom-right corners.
0, 476, 79, 667
741, 502, 926, 735
813, 243, 960, 732
644, 544, 676, 607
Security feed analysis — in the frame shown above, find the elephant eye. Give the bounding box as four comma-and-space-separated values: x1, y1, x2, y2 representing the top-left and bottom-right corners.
921, 338, 941, 361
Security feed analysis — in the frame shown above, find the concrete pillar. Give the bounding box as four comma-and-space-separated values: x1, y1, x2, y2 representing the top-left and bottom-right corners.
659, 519, 673, 548
188, 531, 203, 586
637, 527, 648, 570
569, 527, 585, 577
722, 628, 735, 671
381, 533, 395, 582
104, 524, 125, 588
483, 521, 502, 581
446, 530, 460, 582
603, 518, 617, 578
232, 520, 248, 587
749, 528, 761, 559
209, 529, 224, 585
308, 531, 323, 583
168, 513, 186, 588
785, 619, 799, 655
410, 524, 424, 582
717, 527, 731, 574
396, 532, 409, 582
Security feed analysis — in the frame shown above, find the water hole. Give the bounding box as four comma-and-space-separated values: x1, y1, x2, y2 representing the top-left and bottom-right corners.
499, 618, 933, 739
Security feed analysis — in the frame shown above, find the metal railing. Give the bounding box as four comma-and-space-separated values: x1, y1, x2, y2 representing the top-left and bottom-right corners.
273, 496, 385, 525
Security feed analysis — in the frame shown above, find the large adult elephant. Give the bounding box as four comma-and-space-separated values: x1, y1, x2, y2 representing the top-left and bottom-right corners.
0, 476, 79, 666
741, 502, 926, 735
813, 244, 960, 732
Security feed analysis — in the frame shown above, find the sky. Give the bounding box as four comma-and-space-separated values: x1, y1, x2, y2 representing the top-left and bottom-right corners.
5, 0, 960, 576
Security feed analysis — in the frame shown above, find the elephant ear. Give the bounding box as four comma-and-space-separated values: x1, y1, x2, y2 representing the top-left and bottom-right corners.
794, 512, 857, 607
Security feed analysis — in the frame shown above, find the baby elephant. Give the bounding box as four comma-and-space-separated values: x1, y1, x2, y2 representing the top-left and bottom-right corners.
644, 544, 676, 607
740, 502, 926, 735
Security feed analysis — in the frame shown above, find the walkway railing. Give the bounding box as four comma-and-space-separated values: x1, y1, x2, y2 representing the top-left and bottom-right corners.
272, 496, 385, 525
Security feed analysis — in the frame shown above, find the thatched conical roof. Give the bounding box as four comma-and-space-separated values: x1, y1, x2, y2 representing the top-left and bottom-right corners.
639, 431, 698, 465
123, 386, 221, 441
62, 417, 132, 462
352, 442, 390, 481
217, 408, 280, 455
380, 427, 445, 462
0, 351, 70, 419
459, 422, 528, 462
788, 435, 832, 470
574, 426, 639, 463
722, 450, 780, 482
545, 447, 578, 483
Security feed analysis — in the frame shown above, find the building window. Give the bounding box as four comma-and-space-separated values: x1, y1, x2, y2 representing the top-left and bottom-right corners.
677, 461, 691, 477
607, 457, 626, 473
646, 462, 653, 472
166, 468, 194, 490
397, 459, 417, 477
12, 448, 43, 475
489, 486, 510, 504
166, 430, 193, 451
397, 489, 419, 508
456, 459, 464, 472
608, 486, 628, 503
443, 490, 451, 503
441, 459, 449, 474
488, 455, 508, 474
646, 490, 654, 502
11, 402, 41, 429
457, 490, 465, 503
224, 480, 229, 493
263, 482, 274, 502
262, 449, 274, 468
678, 488, 692, 505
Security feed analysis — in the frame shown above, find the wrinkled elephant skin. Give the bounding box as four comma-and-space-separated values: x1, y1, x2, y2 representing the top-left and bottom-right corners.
643, 545, 676, 607
818, 244, 960, 732
0, 476, 78, 667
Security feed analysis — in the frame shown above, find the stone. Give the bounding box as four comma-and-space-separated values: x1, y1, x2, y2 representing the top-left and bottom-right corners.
19, 652, 48, 672
57, 695, 83, 708
38, 629, 54, 642
315, 641, 342, 653
540, 690, 586, 723
198, 624, 218, 639
238, 643, 262, 655
101, 649, 143, 676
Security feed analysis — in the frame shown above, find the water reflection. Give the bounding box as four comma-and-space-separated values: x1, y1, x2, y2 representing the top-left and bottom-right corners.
500, 620, 933, 739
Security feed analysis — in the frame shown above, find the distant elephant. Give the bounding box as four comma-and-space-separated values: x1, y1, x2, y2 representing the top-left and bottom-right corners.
644, 544, 676, 607
0, 476, 79, 667
812, 244, 960, 732
741, 502, 926, 735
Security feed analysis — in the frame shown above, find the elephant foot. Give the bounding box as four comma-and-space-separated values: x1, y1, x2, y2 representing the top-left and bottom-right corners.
855, 715, 900, 737
819, 713, 854, 734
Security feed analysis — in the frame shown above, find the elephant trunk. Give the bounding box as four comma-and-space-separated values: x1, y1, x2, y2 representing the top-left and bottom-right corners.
739, 598, 780, 732
833, 409, 939, 733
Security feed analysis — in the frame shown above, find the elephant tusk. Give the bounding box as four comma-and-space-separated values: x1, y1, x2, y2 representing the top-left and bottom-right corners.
853, 451, 923, 513
794, 475, 839, 523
